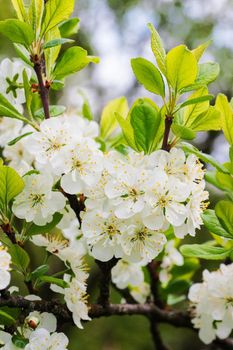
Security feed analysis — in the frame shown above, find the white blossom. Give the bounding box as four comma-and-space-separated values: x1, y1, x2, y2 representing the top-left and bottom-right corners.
0, 118, 23, 147
25, 328, 69, 350
12, 173, 66, 225
23, 312, 57, 338
159, 240, 184, 285
0, 245, 11, 290
189, 264, 233, 344
111, 260, 144, 289
51, 274, 90, 329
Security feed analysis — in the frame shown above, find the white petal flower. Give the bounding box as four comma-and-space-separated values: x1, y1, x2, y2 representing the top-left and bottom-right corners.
25, 328, 69, 350
0, 117, 23, 147
159, 240, 184, 285
12, 173, 66, 226
0, 245, 11, 290
111, 260, 144, 289
51, 274, 90, 329
189, 263, 233, 344
130, 282, 151, 304
23, 312, 57, 338
81, 210, 124, 261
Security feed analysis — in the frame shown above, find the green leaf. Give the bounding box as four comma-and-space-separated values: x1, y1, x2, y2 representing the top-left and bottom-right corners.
53, 46, 99, 80
29, 0, 44, 39
192, 40, 211, 61
189, 106, 221, 132
59, 18, 80, 37
182, 87, 210, 128
230, 145, 233, 163
179, 94, 213, 109
166, 45, 198, 92
215, 200, 233, 236
182, 143, 230, 174
130, 99, 161, 154
116, 112, 138, 151
11, 0, 27, 22
131, 57, 165, 97
30, 264, 49, 280
39, 275, 69, 288
41, 0, 75, 35
23, 69, 33, 118
147, 23, 166, 75
8, 132, 33, 146
9, 245, 30, 272
13, 44, 33, 67
43, 38, 74, 49
0, 19, 34, 46
51, 80, 64, 91
205, 171, 224, 190
172, 124, 196, 140
216, 94, 233, 145
195, 62, 220, 86
34, 105, 66, 119
0, 94, 28, 122
180, 243, 231, 260
44, 26, 61, 79
0, 165, 24, 213
0, 310, 16, 326
202, 209, 233, 239
12, 335, 28, 348
27, 212, 63, 235
216, 163, 233, 191
100, 97, 129, 139
82, 100, 93, 121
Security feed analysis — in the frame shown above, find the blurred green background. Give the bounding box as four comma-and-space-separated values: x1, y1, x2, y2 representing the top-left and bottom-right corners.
1, 0, 232, 349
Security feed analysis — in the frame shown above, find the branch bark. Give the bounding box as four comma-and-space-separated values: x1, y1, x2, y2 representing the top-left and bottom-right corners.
96, 258, 118, 307
161, 115, 173, 151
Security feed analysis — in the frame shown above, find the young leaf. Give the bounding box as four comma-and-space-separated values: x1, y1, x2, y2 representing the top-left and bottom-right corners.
29, 0, 44, 39
215, 200, 233, 236
13, 44, 33, 67
116, 112, 138, 151
0, 94, 31, 123
44, 26, 61, 78
23, 69, 33, 118
59, 18, 80, 37
30, 264, 49, 280
0, 19, 34, 47
216, 164, 233, 191
0, 165, 24, 212
189, 106, 221, 132
192, 40, 211, 61
130, 99, 161, 154
166, 45, 198, 92
147, 23, 166, 75
100, 97, 129, 139
8, 132, 33, 146
172, 124, 196, 140
27, 212, 63, 235
39, 275, 69, 288
9, 245, 30, 272
181, 143, 230, 174
43, 38, 74, 49
216, 94, 233, 145
131, 58, 165, 97
0, 310, 16, 326
180, 243, 231, 260
178, 94, 213, 109
195, 62, 220, 86
11, 0, 27, 22
53, 47, 99, 80
82, 100, 93, 121
41, 0, 75, 35
202, 209, 233, 239
34, 105, 66, 119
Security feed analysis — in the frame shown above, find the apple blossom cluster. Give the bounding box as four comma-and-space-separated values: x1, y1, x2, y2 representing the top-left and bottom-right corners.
0, 311, 69, 349
188, 264, 233, 344
159, 240, 184, 285
0, 244, 11, 290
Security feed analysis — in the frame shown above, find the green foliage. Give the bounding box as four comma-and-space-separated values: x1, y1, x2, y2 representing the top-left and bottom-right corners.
195, 62, 220, 86
41, 0, 75, 36
147, 23, 166, 75
0, 19, 34, 46
131, 57, 165, 97
0, 309, 17, 326
39, 275, 69, 288
29, 264, 50, 280
0, 94, 29, 123
8, 132, 33, 146
0, 165, 24, 215
59, 18, 80, 37
166, 45, 198, 93
216, 94, 233, 145
34, 105, 66, 119
202, 209, 233, 239
180, 242, 231, 260
192, 40, 211, 61
11, 0, 28, 22
215, 200, 233, 236
9, 244, 30, 272
28, 0, 44, 39
52, 46, 99, 80
100, 97, 129, 139
43, 38, 74, 49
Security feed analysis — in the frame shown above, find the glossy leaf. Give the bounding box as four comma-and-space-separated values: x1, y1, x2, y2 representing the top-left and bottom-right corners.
11, 0, 27, 22
0, 19, 34, 46
195, 62, 220, 86
131, 57, 165, 97
147, 23, 166, 75
180, 243, 231, 260
34, 105, 66, 119
43, 38, 74, 49
216, 94, 233, 145
59, 18, 80, 37
166, 45, 198, 92
0, 165, 24, 212
9, 245, 30, 272
29, 0, 44, 39
202, 209, 233, 239
27, 212, 63, 235
215, 200, 233, 236
8, 132, 33, 146
192, 40, 211, 61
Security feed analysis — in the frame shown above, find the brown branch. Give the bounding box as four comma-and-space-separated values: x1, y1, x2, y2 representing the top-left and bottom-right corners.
61, 192, 85, 227
147, 261, 164, 308
149, 318, 170, 350
161, 115, 173, 151
31, 55, 50, 120
96, 258, 119, 307
1, 223, 17, 244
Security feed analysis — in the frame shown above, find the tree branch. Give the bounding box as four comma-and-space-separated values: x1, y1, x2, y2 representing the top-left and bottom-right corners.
149, 318, 170, 350
96, 258, 118, 307
32, 55, 50, 120
161, 115, 173, 151
1, 223, 17, 244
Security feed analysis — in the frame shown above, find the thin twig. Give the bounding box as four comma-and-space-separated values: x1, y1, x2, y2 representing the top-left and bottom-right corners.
161, 115, 173, 151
